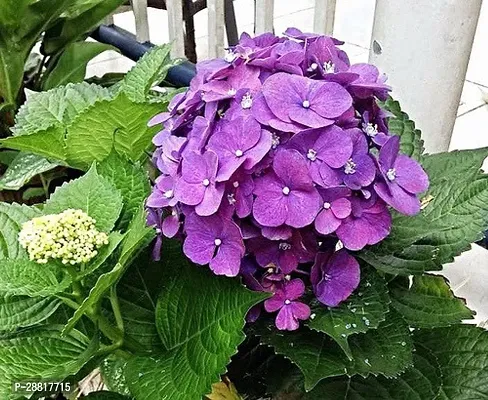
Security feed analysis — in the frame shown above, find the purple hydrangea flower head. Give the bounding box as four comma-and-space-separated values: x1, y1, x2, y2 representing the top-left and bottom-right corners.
311, 250, 360, 307
264, 279, 311, 331
147, 27, 427, 331
315, 187, 352, 235
208, 116, 272, 181
183, 212, 245, 276
260, 73, 353, 129
336, 193, 392, 250
287, 125, 353, 184
374, 136, 429, 215
253, 149, 321, 228
175, 150, 224, 216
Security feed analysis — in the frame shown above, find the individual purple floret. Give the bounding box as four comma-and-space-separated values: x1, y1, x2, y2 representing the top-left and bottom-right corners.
146, 27, 429, 331
264, 279, 311, 331
374, 136, 429, 215
311, 250, 360, 307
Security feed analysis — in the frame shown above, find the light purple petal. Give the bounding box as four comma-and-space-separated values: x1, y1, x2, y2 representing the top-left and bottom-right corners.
394, 155, 429, 194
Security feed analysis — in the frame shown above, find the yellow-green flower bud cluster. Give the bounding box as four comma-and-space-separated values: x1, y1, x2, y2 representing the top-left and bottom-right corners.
18, 209, 109, 265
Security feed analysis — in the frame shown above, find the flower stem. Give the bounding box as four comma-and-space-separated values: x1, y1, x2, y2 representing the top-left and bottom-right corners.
110, 287, 124, 331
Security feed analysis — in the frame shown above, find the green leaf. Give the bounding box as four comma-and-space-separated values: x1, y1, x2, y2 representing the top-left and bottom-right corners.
0, 202, 41, 259
0, 152, 57, 190
381, 97, 424, 161
100, 355, 132, 396
306, 352, 441, 400
360, 148, 488, 275
390, 274, 474, 328
13, 82, 111, 135
119, 44, 175, 103
79, 231, 125, 278
65, 93, 162, 169
124, 240, 268, 400
257, 311, 413, 391
42, 0, 126, 55
63, 262, 124, 335
84, 392, 132, 400
307, 268, 390, 359
44, 164, 123, 233
0, 0, 70, 107
98, 151, 151, 230
116, 251, 165, 352
0, 295, 61, 332
0, 259, 71, 297
42, 41, 116, 90
0, 326, 97, 397
414, 325, 488, 399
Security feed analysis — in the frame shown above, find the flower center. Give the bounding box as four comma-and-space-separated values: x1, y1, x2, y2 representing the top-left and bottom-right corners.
241, 92, 253, 109
224, 50, 236, 63
163, 189, 174, 199
233, 181, 239, 188
323, 201, 331, 209
227, 193, 236, 205
308, 62, 318, 72
214, 238, 222, 246
323, 273, 332, 281
362, 122, 378, 137
302, 100, 310, 108
324, 61, 336, 74
272, 133, 281, 149
344, 159, 357, 175
386, 168, 396, 181
282, 186, 291, 195
284, 299, 291, 305
227, 88, 237, 96
307, 148, 317, 161
202, 178, 210, 186
279, 242, 292, 251
235, 149, 243, 157
267, 267, 275, 273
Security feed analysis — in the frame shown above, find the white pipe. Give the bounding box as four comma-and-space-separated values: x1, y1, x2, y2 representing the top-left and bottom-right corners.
208, 0, 226, 58
314, 0, 336, 36
167, 0, 185, 58
255, 0, 275, 34
369, 0, 482, 153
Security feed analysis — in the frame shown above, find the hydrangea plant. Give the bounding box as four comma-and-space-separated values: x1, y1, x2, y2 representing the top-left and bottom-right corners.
0, 33, 487, 400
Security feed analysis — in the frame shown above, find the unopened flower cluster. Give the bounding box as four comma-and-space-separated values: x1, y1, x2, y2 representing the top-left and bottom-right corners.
19, 209, 108, 265
147, 28, 429, 331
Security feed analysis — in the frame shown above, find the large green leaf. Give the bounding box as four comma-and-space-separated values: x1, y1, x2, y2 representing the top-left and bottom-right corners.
79, 231, 125, 278
307, 268, 389, 359
0, 326, 97, 397
414, 325, 488, 399
116, 251, 165, 352
100, 355, 132, 396
13, 82, 111, 135
0, 295, 61, 332
0, 152, 57, 190
42, 41, 116, 90
119, 44, 175, 103
360, 148, 488, 275
305, 352, 441, 400
0, 0, 70, 108
124, 240, 268, 400
0, 259, 71, 297
65, 93, 162, 169
44, 164, 123, 233
381, 98, 424, 161
42, 0, 125, 55
257, 311, 413, 391
85, 392, 132, 400
0, 202, 41, 259
98, 151, 151, 230
390, 274, 474, 328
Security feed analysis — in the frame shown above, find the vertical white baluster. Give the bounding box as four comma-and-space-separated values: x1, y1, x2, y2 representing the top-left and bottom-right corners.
167, 0, 186, 58
208, 0, 226, 58
370, 0, 482, 153
313, 0, 336, 36
131, 0, 151, 42
255, 0, 274, 34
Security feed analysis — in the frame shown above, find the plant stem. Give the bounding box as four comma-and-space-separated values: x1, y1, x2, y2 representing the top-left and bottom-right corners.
39, 173, 49, 198
110, 287, 124, 331
66, 265, 83, 303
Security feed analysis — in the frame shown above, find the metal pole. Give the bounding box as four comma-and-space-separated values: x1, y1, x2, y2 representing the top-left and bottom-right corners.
369, 0, 482, 153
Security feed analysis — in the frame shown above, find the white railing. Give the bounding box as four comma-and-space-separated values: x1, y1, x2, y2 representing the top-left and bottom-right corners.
114, 0, 482, 154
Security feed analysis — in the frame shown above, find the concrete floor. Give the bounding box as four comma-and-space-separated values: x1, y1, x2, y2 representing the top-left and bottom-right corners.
86, 0, 488, 325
